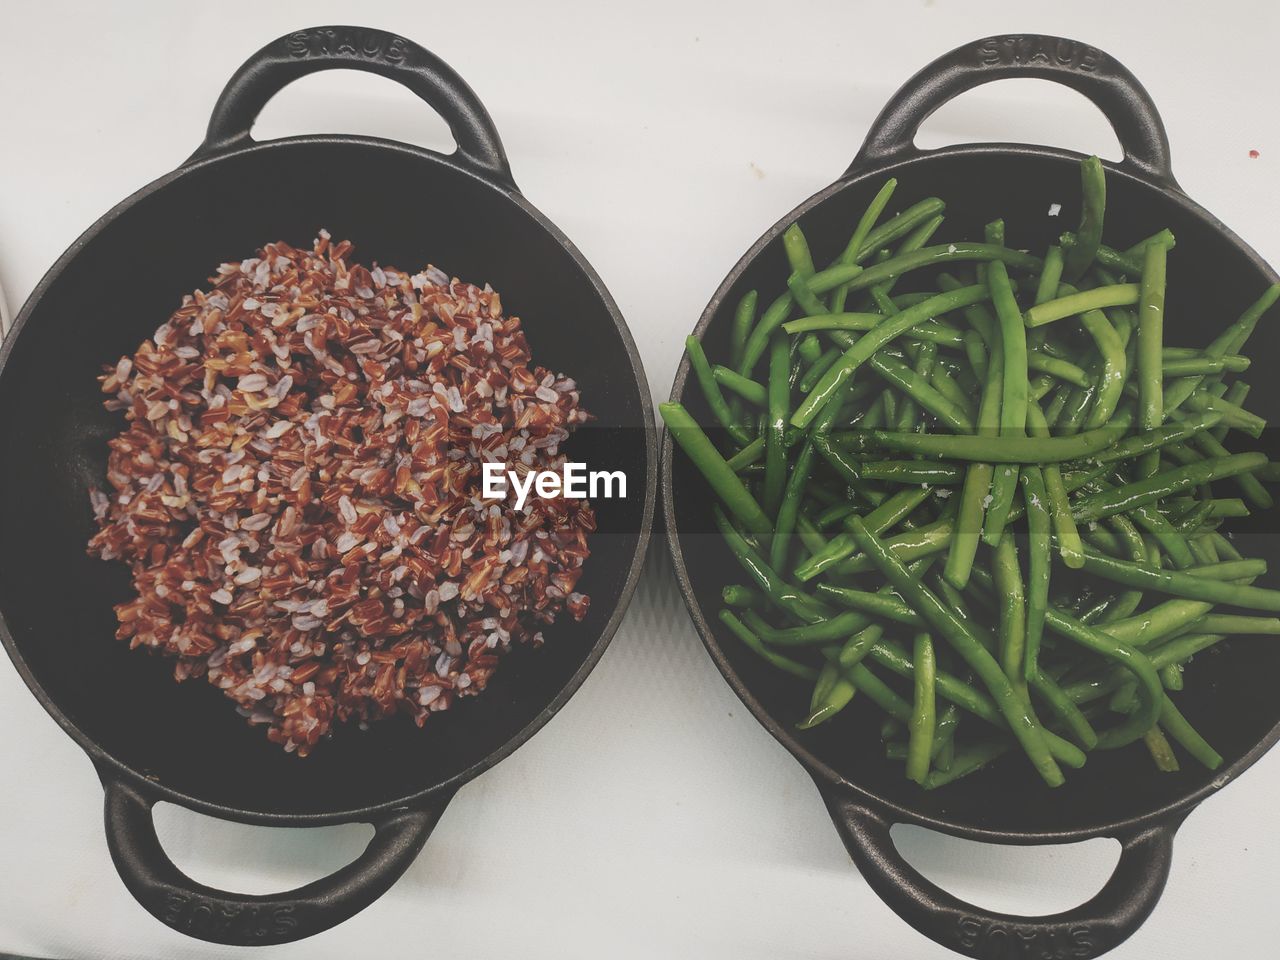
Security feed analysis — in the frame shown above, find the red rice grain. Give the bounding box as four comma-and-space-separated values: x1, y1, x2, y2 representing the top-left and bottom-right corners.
87, 233, 594, 754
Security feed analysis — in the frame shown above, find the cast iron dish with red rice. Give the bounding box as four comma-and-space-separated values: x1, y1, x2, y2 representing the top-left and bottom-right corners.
0, 26, 654, 945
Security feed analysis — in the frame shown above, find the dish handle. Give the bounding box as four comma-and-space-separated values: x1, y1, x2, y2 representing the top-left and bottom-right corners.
847, 34, 1177, 190
818, 784, 1188, 959
99, 771, 453, 945
191, 25, 514, 188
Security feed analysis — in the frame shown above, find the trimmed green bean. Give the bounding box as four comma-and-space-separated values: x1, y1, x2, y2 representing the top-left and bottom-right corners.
686, 337, 752, 445
662, 403, 772, 536
793, 285, 994, 429
1062, 156, 1106, 281
1072, 453, 1267, 523
907, 633, 937, 783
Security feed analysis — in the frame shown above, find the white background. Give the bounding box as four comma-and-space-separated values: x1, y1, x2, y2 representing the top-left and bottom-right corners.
2, 1, 1279, 957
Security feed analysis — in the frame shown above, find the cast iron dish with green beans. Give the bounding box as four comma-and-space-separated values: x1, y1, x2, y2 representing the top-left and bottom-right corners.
663, 34, 1280, 959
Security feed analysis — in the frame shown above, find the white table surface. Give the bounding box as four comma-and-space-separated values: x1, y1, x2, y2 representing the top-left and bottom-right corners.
2, 1, 1279, 957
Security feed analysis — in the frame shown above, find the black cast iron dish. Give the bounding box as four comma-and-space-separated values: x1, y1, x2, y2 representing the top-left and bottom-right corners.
664, 34, 1280, 959
0, 25, 655, 947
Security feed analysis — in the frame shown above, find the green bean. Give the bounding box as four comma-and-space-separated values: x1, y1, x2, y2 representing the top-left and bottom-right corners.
1076, 310, 1127, 429
712, 506, 829, 622
876, 213, 947, 300
1043, 607, 1163, 748
907, 633, 937, 783
1025, 284, 1140, 328
1209, 284, 1280, 358
1078, 547, 1280, 611
983, 464, 1021, 546
933, 705, 960, 764
793, 285, 995, 429
1163, 346, 1249, 367
722, 584, 764, 608
718, 611, 818, 679
923, 740, 1010, 789
1026, 351, 1091, 387
795, 515, 829, 556
814, 503, 859, 529
1036, 246, 1066, 305
784, 312, 965, 347
1195, 613, 1280, 634
1021, 470, 1052, 676
963, 330, 988, 382
799, 661, 850, 729
830, 179, 899, 313
1143, 724, 1181, 772
928, 362, 978, 422
849, 415, 1130, 463
797, 347, 841, 393
974, 261, 1026, 546
741, 609, 868, 647
1183, 389, 1266, 438
1182, 559, 1267, 581
1129, 503, 1196, 569
978, 220, 1005, 286
1162, 357, 1239, 377
1213, 381, 1251, 441
782, 223, 816, 278
847, 518, 1065, 785
662, 403, 773, 536
896, 340, 936, 429
787, 269, 826, 317
816, 584, 921, 624
990, 261, 1029, 443
1062, 156, 1106, 281
771, 440, 817, 571
764, 335, 790, 515
806, 244, 1042, 298
944, 320, 1003, 588
846, 663, 913, 721
1062, 236, 1151, 278
1136, 239, 1170, 477
729, 289, 759, 375
1090, 411, 1222, 464
712, 365, 767, 407
1023, 400, 1085, 568
866, 352, 975, 433
796, 333, 823, 366
1185, 427, 1274, 510
865, 198, 950, 253
1124, 229, 1177, 261
1148, 632, 1230, 670
1072, 453, 1267, 523
992, 533, 1027, 694
1200, 498, 1248, 519
1164, 285, 1280, 417
686, 337, 753, 445
725, 435, 765, 472
1158, 695, 1222, 769
830, 519, 957, 575
799, 624, 888, 728
738, 291, 793, 378
794, 487, 932, 581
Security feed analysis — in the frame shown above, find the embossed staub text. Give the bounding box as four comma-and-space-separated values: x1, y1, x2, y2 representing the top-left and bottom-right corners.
976, 36, 1104, 73
285, 27, 409, 64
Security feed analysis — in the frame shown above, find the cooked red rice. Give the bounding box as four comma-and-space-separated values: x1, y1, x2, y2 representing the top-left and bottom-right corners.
88, 233, 594, 754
